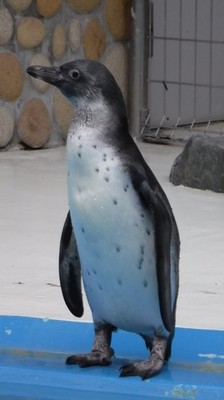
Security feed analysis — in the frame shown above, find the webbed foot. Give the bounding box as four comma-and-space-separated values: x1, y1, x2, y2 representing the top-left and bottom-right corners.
119, 336, 167, 380
119, 358, 163, 379
66, 324, 114, 368
66, 348, 114, 367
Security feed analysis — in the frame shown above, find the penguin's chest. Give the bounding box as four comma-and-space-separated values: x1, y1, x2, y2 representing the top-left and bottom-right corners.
67, 132, 163, 335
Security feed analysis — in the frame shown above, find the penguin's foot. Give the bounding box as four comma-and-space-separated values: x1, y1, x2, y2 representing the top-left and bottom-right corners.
119, 336, 167, 380
66, 348, 114, 367
119, 358, 164, 380
66, 324, 115, 368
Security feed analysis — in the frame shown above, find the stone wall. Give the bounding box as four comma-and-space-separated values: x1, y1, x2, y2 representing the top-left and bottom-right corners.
0, 0, 132, 149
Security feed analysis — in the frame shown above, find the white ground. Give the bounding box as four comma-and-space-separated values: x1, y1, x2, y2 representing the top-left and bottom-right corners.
0, 143, 223, 330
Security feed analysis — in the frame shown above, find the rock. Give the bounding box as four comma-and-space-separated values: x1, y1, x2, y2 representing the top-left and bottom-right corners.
0, 7, 14, 45
29, 54, 51, 93
16, 17, 46, 49
6, 0, 32, 12
0, 106, 14, 148
37, 0, 61, 17
18, 98, 51, 149
0, 52, 24, 101
103, 44, 129, 100
66, 0, 100, 13
169, 134, 224, 193
53, 89, 73, 140
52, 23, 66, 59
68, 18, 81, 53
83, 19, 105, 60
104, 0, 132, 40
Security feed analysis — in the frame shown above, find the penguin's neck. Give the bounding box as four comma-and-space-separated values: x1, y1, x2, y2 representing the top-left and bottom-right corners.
67, 96, 129, 156
67, 99, 122, 197
66, 98, 117, 171
71, 98, 112, 131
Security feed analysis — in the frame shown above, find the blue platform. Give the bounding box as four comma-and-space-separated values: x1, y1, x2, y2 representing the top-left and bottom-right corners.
0, 316, 223, 399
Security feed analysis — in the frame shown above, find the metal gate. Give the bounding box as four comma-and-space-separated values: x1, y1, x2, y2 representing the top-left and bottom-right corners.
130, 0, 224, 141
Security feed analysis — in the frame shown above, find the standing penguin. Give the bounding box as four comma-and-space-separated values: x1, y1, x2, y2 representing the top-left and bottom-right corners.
27, 60, 180, 379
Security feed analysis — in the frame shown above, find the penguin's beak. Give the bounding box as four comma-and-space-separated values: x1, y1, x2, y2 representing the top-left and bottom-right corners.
27, 65, 64, 86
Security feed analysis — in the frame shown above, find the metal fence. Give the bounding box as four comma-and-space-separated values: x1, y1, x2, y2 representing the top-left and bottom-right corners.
130, 0, 224, 143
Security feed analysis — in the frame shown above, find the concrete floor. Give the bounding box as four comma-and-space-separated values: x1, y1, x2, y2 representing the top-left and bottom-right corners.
0, 142, 223, 330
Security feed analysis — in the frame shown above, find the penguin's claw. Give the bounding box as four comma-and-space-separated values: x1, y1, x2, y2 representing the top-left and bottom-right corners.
119, 358, 164, 380
66, 350, 112, 367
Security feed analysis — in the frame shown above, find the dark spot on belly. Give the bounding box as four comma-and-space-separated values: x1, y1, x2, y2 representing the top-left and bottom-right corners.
78, 152, 81, 158
104, 176, 109, 182
103, 153, 107, 161
87, 270, 91, 276
98, 284, 103, 290
81, 227, 85, 233
111, 157, 114, 161
124, 184, 129, 192
95, 168, 99, 173
113, 199, 118, 205
140, 245, 144, 255
137, 245, 145, 269
141, 213, 144, 218
78, 135, 81, 140
143, 279, 148, 288
117, 278, 122, 285
137, 257, 144, 270
93, 144, 97, 149
79, 144, 82, 149
146, 228, 150, 236
116, 245, 121, 253
93, 269, 97, 275
106, 167, 110, 171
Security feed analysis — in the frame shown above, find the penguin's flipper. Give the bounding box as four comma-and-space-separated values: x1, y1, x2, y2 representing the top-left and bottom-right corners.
59, 211, 84, 317
130, 168, 173, 334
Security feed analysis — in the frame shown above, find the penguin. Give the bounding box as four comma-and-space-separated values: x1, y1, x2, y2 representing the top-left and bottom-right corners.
27, 60, 180, 380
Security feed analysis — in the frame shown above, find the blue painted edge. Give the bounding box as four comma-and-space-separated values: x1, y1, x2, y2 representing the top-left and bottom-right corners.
0, 316, 223, 400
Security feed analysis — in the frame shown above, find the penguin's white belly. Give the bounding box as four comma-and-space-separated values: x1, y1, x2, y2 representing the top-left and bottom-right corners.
67, 130, 167, 338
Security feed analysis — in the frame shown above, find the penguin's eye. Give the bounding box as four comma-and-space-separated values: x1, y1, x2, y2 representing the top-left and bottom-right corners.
70, 69, 80, 80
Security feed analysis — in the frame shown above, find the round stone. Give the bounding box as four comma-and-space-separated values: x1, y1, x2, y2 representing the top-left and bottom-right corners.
18, 99, 51, 148
66, 0, 100, 13
104, 0, 132, 40
0, 106, 14, 148
0, 7, 14, 45
104, 44, 128, 100
53, 89, 73, 140
83, 19, 105, 60
68, 18, 81, 53
29, 54, 51, 93
16, 17, 46, 49
0, 52, 24, 101
37, 0, 61, 17
6, 0, 32, 12
52, 23, 66, 59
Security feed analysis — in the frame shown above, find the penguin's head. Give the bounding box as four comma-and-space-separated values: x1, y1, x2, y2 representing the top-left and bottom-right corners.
27, 60, 126, 113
